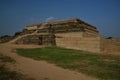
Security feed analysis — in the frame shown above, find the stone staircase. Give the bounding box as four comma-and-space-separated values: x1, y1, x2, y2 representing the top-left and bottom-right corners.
8, 34, 32, 43
8, 30, 42, 44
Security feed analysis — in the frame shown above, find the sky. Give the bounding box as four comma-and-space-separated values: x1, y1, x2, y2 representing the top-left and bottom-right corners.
0, 0, 120, 38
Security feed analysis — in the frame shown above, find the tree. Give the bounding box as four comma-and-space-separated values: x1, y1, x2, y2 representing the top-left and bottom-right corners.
14, 31, 22, 37
106, 37, 113, 39
0, 35, 11, 38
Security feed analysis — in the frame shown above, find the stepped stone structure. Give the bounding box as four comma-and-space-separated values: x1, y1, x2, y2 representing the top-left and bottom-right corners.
9, 18, 102, 52
3, 18, 114, 52
0, 18, 118, 54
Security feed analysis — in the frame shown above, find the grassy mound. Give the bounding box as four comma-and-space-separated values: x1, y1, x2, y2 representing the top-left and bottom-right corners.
16, 47, 120, 80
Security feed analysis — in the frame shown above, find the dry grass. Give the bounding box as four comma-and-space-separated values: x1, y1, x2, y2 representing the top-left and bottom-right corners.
0, 53, 35, 80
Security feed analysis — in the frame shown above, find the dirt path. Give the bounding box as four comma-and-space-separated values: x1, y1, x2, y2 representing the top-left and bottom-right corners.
0, 43, 98, 80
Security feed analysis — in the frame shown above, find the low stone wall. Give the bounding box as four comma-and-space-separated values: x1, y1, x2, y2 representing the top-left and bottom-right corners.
100, 38, 120, 54
0, 36, 14, 43
55, 32, 101, 53
14, 34, 56, 46
15, 35, 40, 44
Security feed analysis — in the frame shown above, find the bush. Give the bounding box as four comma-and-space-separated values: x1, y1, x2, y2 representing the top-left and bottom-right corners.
106, 37, 112, 39
14, 31, 22, 37
0, 35, 11, 39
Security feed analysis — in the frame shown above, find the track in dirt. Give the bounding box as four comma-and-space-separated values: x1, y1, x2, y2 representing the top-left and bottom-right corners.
0, 43, 98, 80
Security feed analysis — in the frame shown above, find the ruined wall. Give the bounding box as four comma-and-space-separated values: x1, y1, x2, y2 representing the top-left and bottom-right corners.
14, 34, 56, 46
9, 18, 102, 53
81, 23, 99, 37
100, 38, 120, 55
24, 18, 99, 35
0, 36, 14, 43
14, 35, 41, 44
55, 32, 101, 53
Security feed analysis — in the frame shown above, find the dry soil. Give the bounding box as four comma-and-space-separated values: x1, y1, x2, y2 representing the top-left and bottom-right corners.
0, 43, 98, 80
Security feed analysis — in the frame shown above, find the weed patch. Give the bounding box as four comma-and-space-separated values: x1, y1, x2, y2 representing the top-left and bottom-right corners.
0, 54, 16, 63
0, 53, 35, 80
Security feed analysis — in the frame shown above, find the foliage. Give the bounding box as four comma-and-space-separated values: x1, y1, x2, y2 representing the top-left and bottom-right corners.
0, 54, 16, 63
106, 37, 113, 39
0, 35, 11, 39
14, 31, 22, 37
16, 47, 120, 80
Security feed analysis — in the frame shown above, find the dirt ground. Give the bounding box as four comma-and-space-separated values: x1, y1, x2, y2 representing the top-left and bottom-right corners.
0, 43, 99, 80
